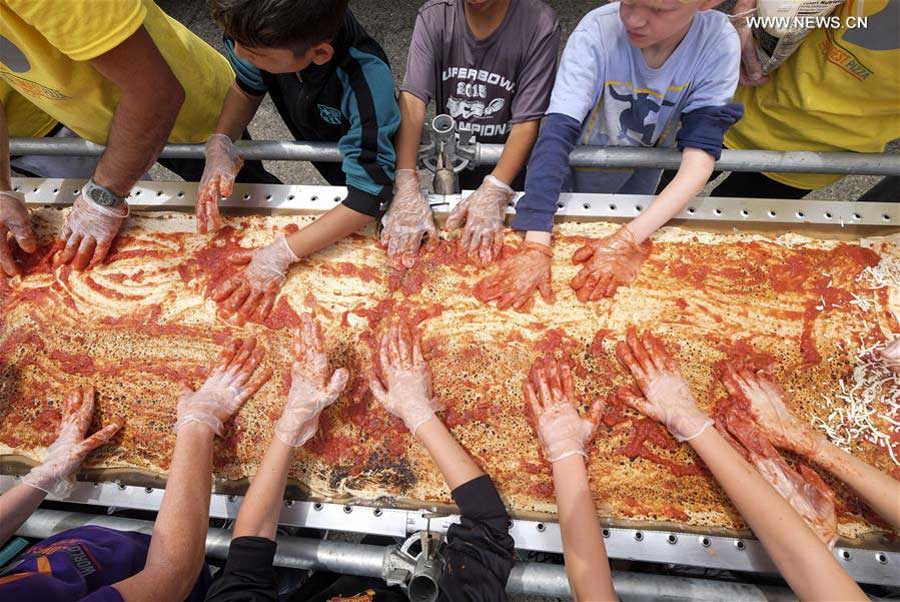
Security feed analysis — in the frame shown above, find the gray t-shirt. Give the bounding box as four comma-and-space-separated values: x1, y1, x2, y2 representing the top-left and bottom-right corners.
401, 0, 560, 145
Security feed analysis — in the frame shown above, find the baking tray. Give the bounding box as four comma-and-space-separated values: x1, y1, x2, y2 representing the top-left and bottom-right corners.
3, 178, 899, 585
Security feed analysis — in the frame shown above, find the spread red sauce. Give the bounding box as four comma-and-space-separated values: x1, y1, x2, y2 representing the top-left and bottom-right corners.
618, 418, 704, 477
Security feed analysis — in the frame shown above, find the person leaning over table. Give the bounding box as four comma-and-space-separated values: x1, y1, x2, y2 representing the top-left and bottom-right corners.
199, 0, 400, 327
205, 317, 516, 602
658, 0, 900, 201
0, 0, 273, 274
613, 327, 869, 601
382, 0, 560, 269
475, 0, 744, 313
0, 338, 271, 601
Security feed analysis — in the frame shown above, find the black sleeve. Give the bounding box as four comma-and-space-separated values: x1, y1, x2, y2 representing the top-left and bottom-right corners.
438, 475, 516, 602
204, 537, 278, 602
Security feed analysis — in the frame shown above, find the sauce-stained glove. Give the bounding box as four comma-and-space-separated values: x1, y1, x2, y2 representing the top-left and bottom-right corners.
445, 175, 513, 265
197, 134, 244, 234
381, 169, 436, 270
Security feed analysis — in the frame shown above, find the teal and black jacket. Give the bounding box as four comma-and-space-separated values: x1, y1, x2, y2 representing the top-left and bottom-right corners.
224, 12, 400, 217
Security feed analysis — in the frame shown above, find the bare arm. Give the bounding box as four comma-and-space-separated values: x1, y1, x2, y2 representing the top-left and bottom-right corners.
396, 92, 427, 171
811, 442, 900, 531
113, 422, 214, 602
415, 417, 483, 490
689, 428, 866, 601
491, 121, 539, 187
89, 26, 185, 197
0, 483, 46, 545
232, 437, 292, 540
214, 84, 265, 141
284, 204, 373, 259
553, 456, 617, 602
626, 148, 714, 243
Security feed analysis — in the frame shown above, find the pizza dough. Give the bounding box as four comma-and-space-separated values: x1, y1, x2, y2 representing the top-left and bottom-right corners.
1, 208, 897, 540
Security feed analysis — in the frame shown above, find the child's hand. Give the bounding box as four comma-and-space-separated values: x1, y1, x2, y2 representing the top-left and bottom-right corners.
197, 134, 244, 234
721, 363, 822, 457
524, 356, 603, 462
615, 327, 712, 441
276, 313, 349, 447
570, 225, 649, 302
445, 175, 512, 266
473, 241, 554, 312
23, 386, 123, 499
368, 321, 443, 435
175, 337, 272, 436
211, 235, 298, 326
381, 169, 436, 270
880, 339, 900, 374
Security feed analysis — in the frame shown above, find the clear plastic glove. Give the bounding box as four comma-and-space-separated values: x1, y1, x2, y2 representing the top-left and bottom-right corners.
368, 321, 443, 435
197, 134, 244, 234
524, 357, 603, 462
276, 313, 349, 447
445, 175, 512, 265
615, 327, 713, 441
0, 191, 37, 276
381, 169, 436, 269
474, 241, 554, 312
23, 386, 123, 498
212, 235, 298, 325
730, 0, 769, 86
58, 192, 128, 270
721, 363, 823, 457
175, 337, 273, 436
880, 339, 900, 374
571, 225, 650, 302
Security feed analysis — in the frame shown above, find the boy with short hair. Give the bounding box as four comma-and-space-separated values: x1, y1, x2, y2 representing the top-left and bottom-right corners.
383, 0, 560, 269
201, 0, 400, 325
477, 0, 742, 311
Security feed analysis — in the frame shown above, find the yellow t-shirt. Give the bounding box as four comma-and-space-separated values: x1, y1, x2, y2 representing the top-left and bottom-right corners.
724, 0, 900, 190
0, 0, 233, 144
0, 80, 56, 138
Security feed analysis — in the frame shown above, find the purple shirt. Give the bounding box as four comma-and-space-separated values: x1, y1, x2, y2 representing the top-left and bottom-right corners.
0, 526, 210, 602
401, 0, 560, 144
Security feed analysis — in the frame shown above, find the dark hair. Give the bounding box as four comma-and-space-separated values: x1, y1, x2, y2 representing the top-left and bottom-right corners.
208, 0, 349, 51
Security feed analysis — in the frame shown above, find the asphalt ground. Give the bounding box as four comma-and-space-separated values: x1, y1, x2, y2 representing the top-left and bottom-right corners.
153, 0, 897, 201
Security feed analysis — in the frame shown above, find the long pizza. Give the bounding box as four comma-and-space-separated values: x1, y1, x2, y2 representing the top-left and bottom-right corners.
1, 207, 897, 541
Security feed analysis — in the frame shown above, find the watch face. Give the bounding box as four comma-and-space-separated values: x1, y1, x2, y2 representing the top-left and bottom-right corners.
89, 186, 114, 206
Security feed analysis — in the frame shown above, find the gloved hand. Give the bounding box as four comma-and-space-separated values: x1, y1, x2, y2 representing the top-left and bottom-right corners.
212, 235, 298, 325
381, 169, 436, 269
524, 357, 603, 462
23, 386, 123, 499
197, 134, 244, 234
445, 175, 512, 265
474, 241, 554, 312
368, 321, 443, 435
58, 192, 128, 270
0, 191, 37, 276
570, 225, 649, 302
730, 0, 769, 86
175, 337, 272, 436
721, 363, 823, 457
880, 339, 900, 374
276, 313, 349, 447
615, 327, 713, 441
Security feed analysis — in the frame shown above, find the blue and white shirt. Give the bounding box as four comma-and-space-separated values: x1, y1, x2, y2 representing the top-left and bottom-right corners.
513, 2, 742, 232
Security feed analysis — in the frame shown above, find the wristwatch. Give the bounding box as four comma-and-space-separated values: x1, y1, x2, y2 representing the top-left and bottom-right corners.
83, 178, 127, 207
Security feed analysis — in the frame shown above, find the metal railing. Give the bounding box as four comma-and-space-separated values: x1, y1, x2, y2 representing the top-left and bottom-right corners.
10, 137, 900, 176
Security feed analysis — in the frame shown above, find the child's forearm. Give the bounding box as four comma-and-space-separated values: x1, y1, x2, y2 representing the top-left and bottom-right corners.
552, 456, 617, 602
491, 120, 539, 187
215, 84, 264, 141
415, 416, 483, 490
233, 436, 293, 540
0, 482, 47, 545
285, 204, 373, 259
626, 148, 714, 242
689, 428, 866, 601
811, 441, 900, 531
396, 92, 427, 171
